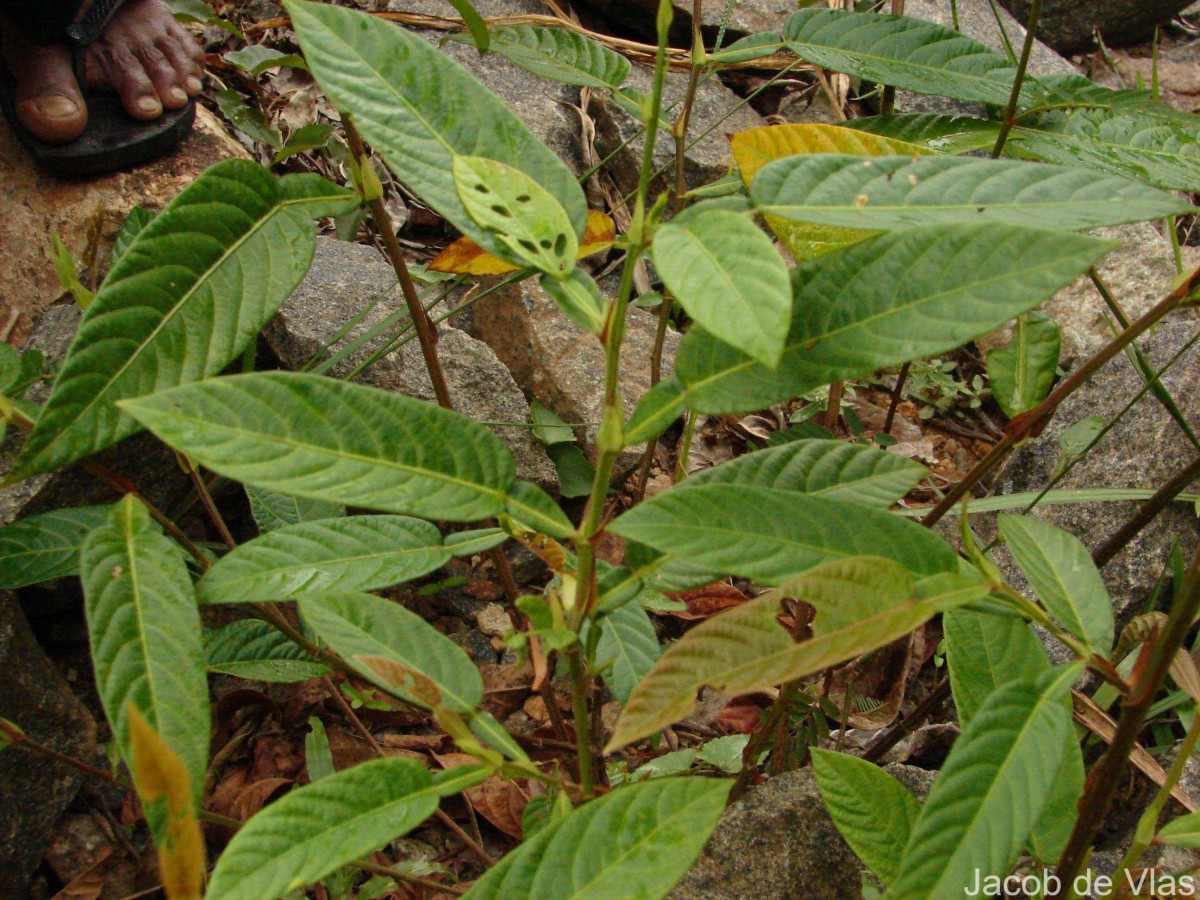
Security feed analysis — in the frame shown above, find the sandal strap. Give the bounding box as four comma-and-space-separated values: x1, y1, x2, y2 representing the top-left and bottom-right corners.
66, 0, 129, 45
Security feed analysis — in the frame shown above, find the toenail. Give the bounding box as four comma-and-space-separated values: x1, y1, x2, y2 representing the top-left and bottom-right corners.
136, 96, 160, 113
167, 87, 187, 104
35, 95, 80, 119
186, 76, 202, 93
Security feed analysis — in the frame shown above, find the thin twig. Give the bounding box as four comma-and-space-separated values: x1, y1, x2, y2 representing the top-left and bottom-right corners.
879, 0, 906, 115
883, 362, 910, 435
182, 455, 236, 551
862, 677, 950, 762
990, 0, 1042, 158
1092, 453, 1200, 568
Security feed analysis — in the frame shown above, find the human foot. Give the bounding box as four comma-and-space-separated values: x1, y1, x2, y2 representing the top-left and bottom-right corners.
2, 0, 203, 144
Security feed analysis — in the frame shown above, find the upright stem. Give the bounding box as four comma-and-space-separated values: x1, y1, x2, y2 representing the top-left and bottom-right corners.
342, 116, 453, 411
921, 267, 1199, 527
1051, 538, 1200, 895
990, 0, 1042, 158
883, 362, 910, 435
182, 455, 236, 551
567, 646, 595, 798
880, 0, 906, 115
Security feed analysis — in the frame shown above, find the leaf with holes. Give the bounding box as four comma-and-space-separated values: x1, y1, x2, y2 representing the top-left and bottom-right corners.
986, 312, 1061, 419
458, 25, 630, 88
751, 154, 1192, 231
430, 209, 615, 276
592, 602, 661, 705
245, 486, 344, 534
206, 758, 488, 900
80, 496, 209, 800
121, 372, 515, 522
287, 0, 586, 259
610, 484, 958, 586
463, 778, 729, 899
783, 9, 1027, 107
811, 748, 920, 885
651, 205, 791, 367
8, 162, 355, 482
674, 224, 1113, 414
205, 620, 331, 682
454, 155, 578, 277
299, 590, 483, 713
0, 505, 110, 588
198, 515, 450, 604
607, 557, 987, 750
998, 515, 1114, 653
888, 666, 1080, 897
686, 439, 925, 508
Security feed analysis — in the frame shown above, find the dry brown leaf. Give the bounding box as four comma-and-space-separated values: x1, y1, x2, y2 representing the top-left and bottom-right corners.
662, 583, 751, 621
232, 777, 294, 821
433, 752, 532, 838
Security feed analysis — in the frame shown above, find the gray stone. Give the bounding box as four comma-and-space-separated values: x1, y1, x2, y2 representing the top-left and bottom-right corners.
999, 0, 1195, 55
0, 592, 97, 900
465, 276, 680, 473
668, 767, 867, 900
264, 237, 557, 490
589, 61, 766, 197
983, 314, 1200, 648
0, 106, 249, 347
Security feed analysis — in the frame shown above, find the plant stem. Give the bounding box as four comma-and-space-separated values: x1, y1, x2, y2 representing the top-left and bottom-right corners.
182, 455, 236, 551
567, 645, 595, 797
990, 0, 1042, 158
883, 362, 910, 435
342, 116, 453, 411
1092, 453, 1200, 568
1050, 538, 1200, 896
729, 679, 801, 803
921, 266, 1200, 528
634, 290, 676, 501
862, 676, 951, 762
879, 0, 906, 115
353, 860, 467, 896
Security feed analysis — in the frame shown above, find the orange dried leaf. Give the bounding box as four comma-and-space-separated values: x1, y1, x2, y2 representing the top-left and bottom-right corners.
430, 210, 616, 275
127, 705, 204, 900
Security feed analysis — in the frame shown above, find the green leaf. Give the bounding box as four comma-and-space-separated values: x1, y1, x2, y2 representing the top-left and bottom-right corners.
1157, 811, 1200, 848
454, 155, 578, 277
1011, 110, 1200, 193
271, 123, 334, 165
593, 602, 661, 704
530, 401, 576, 446
245, 485, 345, 533
711, 31, 784, 64
206, 758, 488, 900
685, 439, 926, 508
215, 89, 281, 146
0, 505, 111, 588
463, 778, 730, 900
652, 206, 791, 368
461, 25, 630, 88
110, 207, 154, 268
445, 0, 489, 52
847, 114, 1001, 155
80, 496, 209, 800
811, 748, 921, 885
198, 515, 452, 604
943, 606, 1049, 726
987, 312, 1061, 418
287, 0, 586, 259
539, 268, 607, 333
609, 484, 958, 586
305, 717, 335, 781
750, 154, 1192, 232
695, 734, 750, 773
444, 528, 508, 557
1028, 735, 1083, 864
205, 620, 331, 682
505, 481, 574, 539
226, 45, 307, 75
121, 371, 515, 522
625, 377, 687, 445
888, 667, 1078, 897
9, 162, 356, 482
298, 590, 483, 713
783, 9, 1027, 107
674, 224, 1114, 414
549, 444, 595, 499
607, 557, 986, 750
998, 515, 1114, 653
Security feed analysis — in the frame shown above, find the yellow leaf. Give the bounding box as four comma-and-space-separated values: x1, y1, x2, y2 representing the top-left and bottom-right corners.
730, 124, 935, 261
429, 209, 616, 275
128, 705, 205, 900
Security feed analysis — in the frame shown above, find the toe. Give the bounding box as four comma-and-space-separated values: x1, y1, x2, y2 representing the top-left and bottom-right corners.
94, 42, 161, 120
4, 39, 86, 142
157, 34, 203, 97
133, 41, 188, 109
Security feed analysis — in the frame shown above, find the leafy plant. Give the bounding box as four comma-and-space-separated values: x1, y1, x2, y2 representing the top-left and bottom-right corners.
1, 0, 1198, 897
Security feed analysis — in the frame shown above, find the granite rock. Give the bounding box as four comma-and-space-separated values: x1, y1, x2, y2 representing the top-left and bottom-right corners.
465, 276, 680, 474
263, 237, 557, 489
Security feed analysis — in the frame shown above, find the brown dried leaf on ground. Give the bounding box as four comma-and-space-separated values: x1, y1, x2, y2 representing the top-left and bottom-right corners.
433, 752, 536, 838
480, 664, 535, 719
662, 583, 751, 621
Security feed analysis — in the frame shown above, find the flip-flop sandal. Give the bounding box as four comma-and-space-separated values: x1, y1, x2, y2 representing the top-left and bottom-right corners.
0, 0, 195, 176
